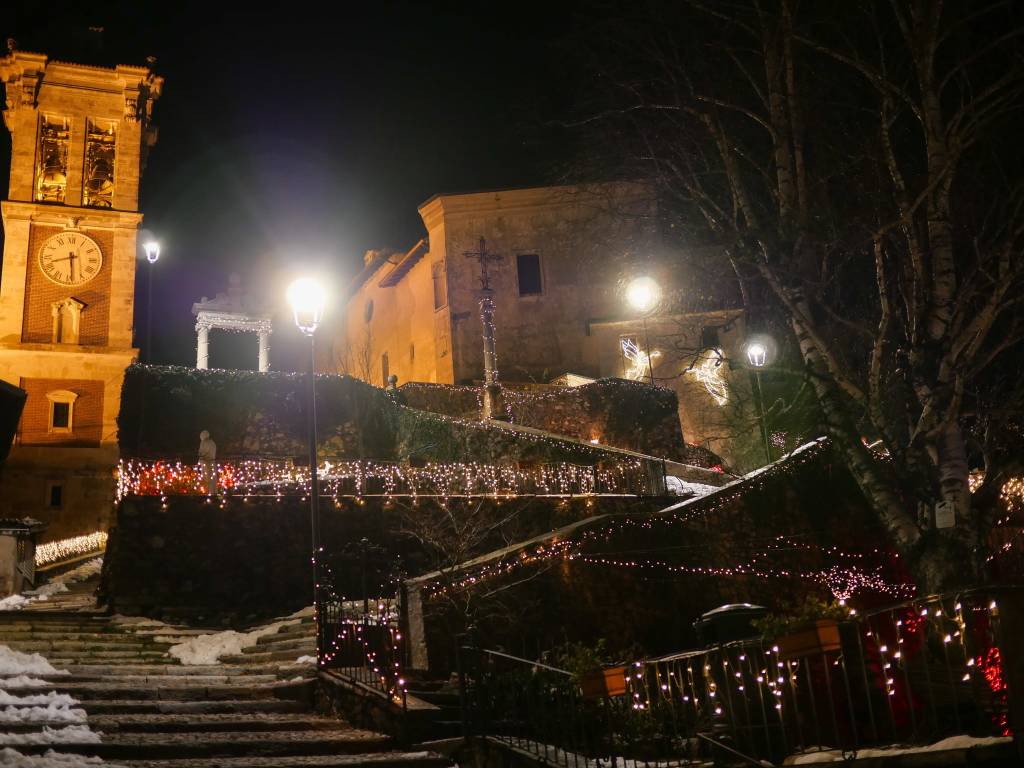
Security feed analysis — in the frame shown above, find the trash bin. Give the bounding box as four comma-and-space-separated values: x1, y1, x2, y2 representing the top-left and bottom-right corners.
693, 603, 768, 645
0, 517, 47, 598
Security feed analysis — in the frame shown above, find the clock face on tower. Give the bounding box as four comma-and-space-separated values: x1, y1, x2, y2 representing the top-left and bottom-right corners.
38, 232, 104, 286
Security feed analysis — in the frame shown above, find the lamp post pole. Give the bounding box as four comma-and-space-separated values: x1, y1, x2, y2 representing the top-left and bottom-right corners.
288, 277, 327, 670
752, 368, 771, 464
745, 341, 772, 464
642, 315, 654, 386
142, 241, 160, 363
306, 331, 321, 658
626, 276, 661, 388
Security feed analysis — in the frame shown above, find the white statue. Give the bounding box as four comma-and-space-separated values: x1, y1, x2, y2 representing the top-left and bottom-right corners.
198, 430, 217, 493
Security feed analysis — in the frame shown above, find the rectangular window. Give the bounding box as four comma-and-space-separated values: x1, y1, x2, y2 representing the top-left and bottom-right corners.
516, 254, 543, 296
432, 260, 448, 310
51, 402, 71, 430
381, 352, 390, 384
47, 483, 64, 509
84, 119, 116, 208
35, 114, 70, 203
700, 325, 720, 350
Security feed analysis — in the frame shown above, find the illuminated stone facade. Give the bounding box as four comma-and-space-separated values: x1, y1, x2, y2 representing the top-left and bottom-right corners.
334, 184, 754, 467
0, 52, 161, 540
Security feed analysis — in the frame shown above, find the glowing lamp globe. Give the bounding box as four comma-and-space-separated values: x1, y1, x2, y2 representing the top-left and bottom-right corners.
288, 277, 327, 336
626, 276, 661, 313
746, 341, 768, 368
143, 240, 161, 264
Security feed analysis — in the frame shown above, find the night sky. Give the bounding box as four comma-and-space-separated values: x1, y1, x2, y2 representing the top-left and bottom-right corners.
1, 1, 579, 371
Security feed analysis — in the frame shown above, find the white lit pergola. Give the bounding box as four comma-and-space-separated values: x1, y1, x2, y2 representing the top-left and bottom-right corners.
191, 275, 273, 372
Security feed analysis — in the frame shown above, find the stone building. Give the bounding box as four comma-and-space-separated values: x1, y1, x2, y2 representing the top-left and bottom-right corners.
332, 184, 755, 467
0, 51, 161, 539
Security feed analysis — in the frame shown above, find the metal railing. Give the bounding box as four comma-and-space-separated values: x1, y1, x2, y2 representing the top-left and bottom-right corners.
317, 598, 407, 709
457, 588, 1016, 766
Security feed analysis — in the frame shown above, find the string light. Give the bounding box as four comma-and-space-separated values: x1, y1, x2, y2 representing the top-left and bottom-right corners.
116, 457, 649, 501
34, 531, 108, 566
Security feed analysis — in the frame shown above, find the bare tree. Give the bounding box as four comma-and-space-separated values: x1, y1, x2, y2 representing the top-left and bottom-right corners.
566, 0, 1024, 591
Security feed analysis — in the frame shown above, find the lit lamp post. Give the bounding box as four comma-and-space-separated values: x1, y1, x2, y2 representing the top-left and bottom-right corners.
625, 276, 661, 386
142, 240, 160, 363
287, 276, 327, 667
745, 340, 772, 464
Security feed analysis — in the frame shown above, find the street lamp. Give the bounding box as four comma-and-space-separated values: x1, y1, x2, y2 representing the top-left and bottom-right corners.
626, 276, 661, 386
287, 276, 327, 668
745, 338, 772, 464
142, 240, 160, 363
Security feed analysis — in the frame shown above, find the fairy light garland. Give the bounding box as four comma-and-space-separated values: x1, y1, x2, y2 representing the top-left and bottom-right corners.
34, 531, 108, 566
116, 457, 648, 501
610, 593, 1007, 744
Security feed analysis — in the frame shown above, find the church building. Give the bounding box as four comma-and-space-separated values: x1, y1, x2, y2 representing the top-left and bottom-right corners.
0, 51, 161, 539
332, 183, 753, 467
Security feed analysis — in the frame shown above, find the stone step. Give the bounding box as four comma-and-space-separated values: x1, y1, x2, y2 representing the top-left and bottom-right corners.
79, 699, 309, 715
112, 751, 448, 768
87, 712, 353, 733
10, 728, 393, 760
23, 651, 174, 663
256, 627, 316, 645
56, 663, 291, 677
0, 631, 159, 642
226, 645, 316, 664
0, 639, 172, 652
0, 678, 314, 702
2, 671, 284, 685
246, 636, 317, 653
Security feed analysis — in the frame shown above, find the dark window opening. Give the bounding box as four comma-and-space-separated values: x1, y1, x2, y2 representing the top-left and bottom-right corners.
51, 402, 70, 429
701, 326, 721, 349
516, 254, 543, 296
48, 483, 63, 508
364, 300, 374, 323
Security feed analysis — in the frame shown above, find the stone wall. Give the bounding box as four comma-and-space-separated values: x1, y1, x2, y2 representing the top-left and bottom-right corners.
401, 379, 689, 461
100, 493, 657, 625
119, 365, 638, 467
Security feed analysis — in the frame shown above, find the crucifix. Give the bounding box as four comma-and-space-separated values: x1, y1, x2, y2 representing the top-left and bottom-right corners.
464, 236, 503, 419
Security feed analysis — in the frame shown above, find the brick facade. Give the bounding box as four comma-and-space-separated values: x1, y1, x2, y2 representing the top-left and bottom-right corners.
21, 224, 113, 345
18, 377, 104, 446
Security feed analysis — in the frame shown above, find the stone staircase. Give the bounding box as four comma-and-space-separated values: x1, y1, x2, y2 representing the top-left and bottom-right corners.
0, 563, 451, 767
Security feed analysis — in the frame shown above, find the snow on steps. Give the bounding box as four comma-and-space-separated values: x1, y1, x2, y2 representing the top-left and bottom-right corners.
0, 563, 448, 768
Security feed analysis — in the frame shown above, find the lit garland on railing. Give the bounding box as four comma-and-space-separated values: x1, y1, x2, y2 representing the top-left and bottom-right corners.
34, 531, 108, 566
115, 458, 649, 501
612, 591, 1008, 744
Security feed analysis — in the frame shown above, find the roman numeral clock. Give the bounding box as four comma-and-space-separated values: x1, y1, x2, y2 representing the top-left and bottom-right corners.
39, 232, 103, 286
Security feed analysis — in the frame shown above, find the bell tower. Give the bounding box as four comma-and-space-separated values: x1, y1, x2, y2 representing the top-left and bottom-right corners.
0, 50, 162, 540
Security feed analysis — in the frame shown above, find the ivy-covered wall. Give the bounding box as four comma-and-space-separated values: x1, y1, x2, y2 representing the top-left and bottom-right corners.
118, 365, 621, 465
400, 379, 693, 461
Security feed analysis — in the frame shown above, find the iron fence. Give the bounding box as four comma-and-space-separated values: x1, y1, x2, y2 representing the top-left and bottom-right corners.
458, 587, 1017, 766
317, 598, 407, 709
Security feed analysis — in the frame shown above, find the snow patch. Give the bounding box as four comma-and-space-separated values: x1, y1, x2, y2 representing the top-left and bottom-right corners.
0, 675, 53, 688
0, 724, 101, 744
168, 618, 301, 665
0, 749, 106, 767
0, 558, 102, 611
0, 691, 79, 709
294, 655, 317, 665
784, 735, 1012, 764
0, 704, 86, 725
0, 595, 29, 611
0, 645, 68, 677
